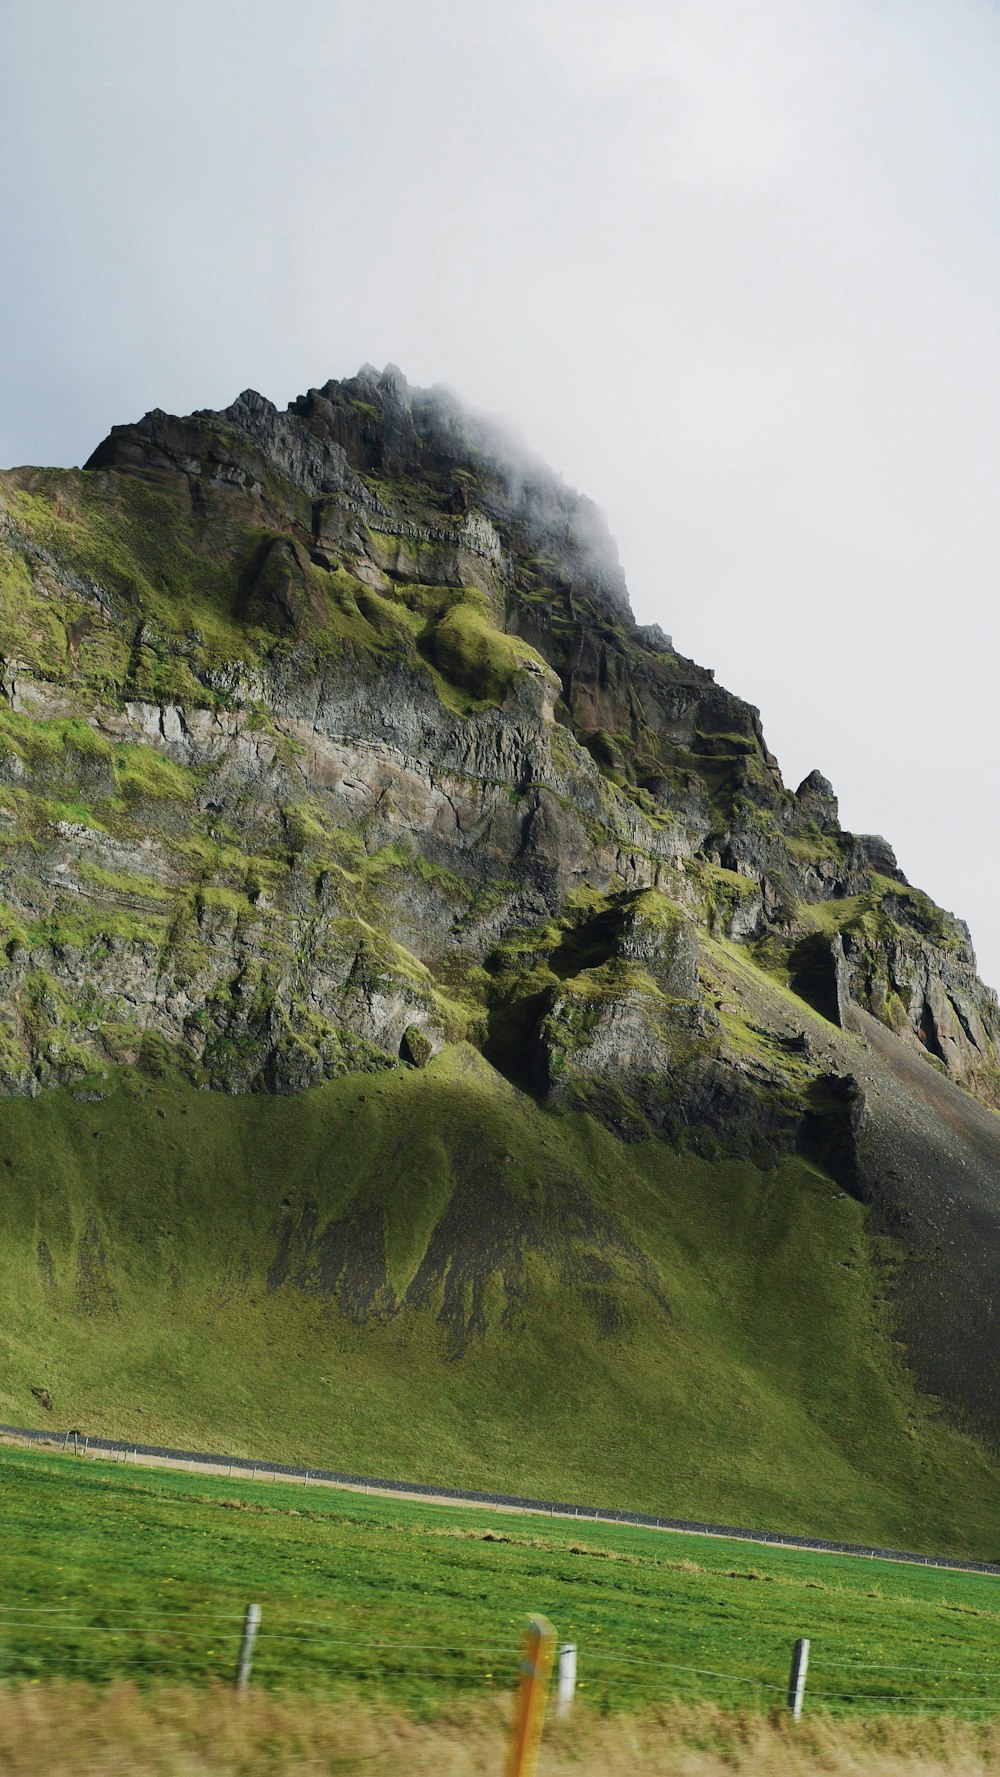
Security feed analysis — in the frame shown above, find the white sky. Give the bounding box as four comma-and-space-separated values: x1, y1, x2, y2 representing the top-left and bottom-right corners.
2, 0, 999, 986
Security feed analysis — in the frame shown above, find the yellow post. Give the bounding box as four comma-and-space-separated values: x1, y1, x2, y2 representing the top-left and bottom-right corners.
504, 1614, 557, 1777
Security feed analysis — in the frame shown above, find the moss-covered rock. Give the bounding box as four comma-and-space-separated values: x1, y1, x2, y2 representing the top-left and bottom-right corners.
0, 362, 996, 1122
400, 1023, 433, 1068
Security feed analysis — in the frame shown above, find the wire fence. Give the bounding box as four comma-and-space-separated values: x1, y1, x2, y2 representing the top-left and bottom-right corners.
4, 1419, 999, 1580
4, 1599, 1000, 1718
7, 1424, 1000, 1718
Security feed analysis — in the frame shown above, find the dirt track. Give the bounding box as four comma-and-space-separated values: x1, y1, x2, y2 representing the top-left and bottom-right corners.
4, 1427, 998, 1579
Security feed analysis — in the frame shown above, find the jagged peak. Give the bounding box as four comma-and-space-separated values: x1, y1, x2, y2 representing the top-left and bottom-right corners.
84, 368, 632, 620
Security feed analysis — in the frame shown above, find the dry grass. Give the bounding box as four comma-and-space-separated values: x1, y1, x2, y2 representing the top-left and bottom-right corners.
1, 1686, 1000, 1777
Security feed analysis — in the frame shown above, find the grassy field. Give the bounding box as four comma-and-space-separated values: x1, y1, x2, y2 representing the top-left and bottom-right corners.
2, 1052, 1000, 1559
4, 1443, 1000, 1719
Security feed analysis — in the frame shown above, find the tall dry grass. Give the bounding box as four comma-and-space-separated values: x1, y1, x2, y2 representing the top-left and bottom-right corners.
0, 1685, 999, 1777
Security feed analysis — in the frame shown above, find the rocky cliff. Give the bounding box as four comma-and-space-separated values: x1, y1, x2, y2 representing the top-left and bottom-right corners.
2, 364, 1000, 1443
1, 364, 996, 1116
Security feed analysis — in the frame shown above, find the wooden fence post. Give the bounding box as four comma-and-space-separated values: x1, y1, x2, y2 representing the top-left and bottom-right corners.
556, 1642, 576, 1717
504, 1615, 557, 1777
787, 1638, 809, 1721
235, 1603, 261, 1693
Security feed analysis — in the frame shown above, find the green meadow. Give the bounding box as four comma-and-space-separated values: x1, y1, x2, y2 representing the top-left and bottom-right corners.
3, 1055, 1000, 1559
3, 1443, 1000, 1718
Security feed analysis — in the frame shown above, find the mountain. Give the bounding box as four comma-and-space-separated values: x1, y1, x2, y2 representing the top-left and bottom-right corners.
1, 364, 999, 1550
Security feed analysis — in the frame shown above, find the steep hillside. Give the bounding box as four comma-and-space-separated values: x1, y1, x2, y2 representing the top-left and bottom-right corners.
4, 1049, 1000, 1558
1, 364, 999, 1534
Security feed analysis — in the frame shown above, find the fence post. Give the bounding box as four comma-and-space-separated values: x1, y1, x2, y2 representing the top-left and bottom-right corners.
787, 1638, 809, 1721
235, 1603, 261, 1693
505, 1615, 557, 1777
556, 1643, 576, 1718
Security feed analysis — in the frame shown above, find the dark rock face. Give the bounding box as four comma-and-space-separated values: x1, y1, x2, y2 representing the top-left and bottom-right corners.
795, 770, 840, 830
789, 933, 852, 1029
858, 834, 909, 885
847, 1009, 1000, 1448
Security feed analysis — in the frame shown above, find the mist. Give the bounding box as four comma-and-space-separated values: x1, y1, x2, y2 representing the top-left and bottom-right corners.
2, 0, 999, 983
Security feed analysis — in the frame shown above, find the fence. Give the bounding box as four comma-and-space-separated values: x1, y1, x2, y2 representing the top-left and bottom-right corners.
7, 1420, 1000, 1723
3, 1419, 998, 1578
4, 1597, 1000, 1721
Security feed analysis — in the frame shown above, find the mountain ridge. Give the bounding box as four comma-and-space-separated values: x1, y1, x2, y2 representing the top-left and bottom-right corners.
2, 362, 995, 1116
1, 363, 1000, 1507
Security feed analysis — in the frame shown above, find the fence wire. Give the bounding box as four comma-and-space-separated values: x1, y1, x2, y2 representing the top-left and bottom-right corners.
6, 1603, 1000, 1718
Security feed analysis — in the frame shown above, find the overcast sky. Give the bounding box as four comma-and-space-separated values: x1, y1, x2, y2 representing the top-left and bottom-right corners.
2, 0, 999, 987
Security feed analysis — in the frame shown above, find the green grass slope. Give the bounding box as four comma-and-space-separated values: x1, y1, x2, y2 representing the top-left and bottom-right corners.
1, 1046, 999, 1557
